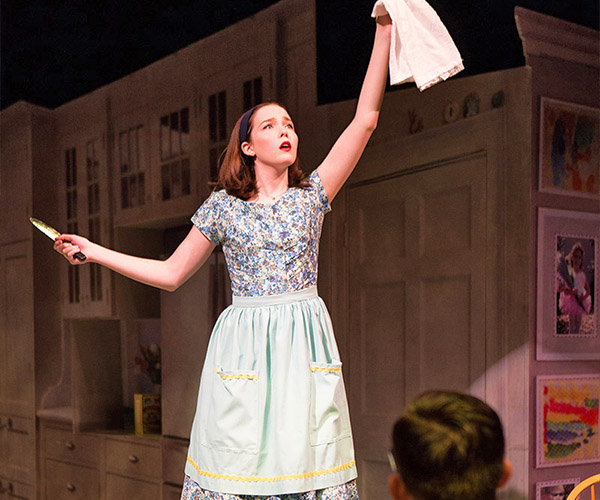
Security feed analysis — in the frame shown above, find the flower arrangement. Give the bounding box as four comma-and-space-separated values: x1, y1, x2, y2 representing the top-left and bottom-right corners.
135, 343, 161, 385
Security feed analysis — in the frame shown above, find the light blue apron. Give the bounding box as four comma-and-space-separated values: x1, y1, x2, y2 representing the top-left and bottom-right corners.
185, 286, 357, 496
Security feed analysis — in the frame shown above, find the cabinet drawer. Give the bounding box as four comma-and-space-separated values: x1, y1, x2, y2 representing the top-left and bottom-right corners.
106, 473, 161, 500
44, 427, 100, 465
44, 459, 100, 500
105, 438, 161, 479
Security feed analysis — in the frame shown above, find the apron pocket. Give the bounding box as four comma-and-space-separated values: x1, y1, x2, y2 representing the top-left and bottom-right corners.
309, 361, 351, 446
204, 366, 260, 454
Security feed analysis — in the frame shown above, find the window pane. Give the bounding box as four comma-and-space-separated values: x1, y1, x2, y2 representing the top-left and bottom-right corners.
121, 177, 129, 209
72, 150, 77, 185
218, 91, 227, 141
69, 190, 78, 219
88, 185, 94, 214
180, 108, 189, 153
162, 163, 171, 200
120, 132, 128, 173
138, 173, 145, 206
243, 81, 252, 111
130, 174, 138, 207
254, 77, 263, 105
171, 161, 181, 198
135, 126, 143, 170
209, 94, 217, 143
65, 150, 71, 186
160, 115, 170, 160
127, 129, 136, 174
182, 158, 190, 196
170, 112, 180, 156
209, 147, 219, 183
86, 144, 92, 182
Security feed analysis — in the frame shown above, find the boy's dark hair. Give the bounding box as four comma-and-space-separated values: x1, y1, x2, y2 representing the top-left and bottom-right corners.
391, 391, 505, 500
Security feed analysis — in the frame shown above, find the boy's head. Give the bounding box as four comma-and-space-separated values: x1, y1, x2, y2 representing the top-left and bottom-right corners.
388, 391, 512, 500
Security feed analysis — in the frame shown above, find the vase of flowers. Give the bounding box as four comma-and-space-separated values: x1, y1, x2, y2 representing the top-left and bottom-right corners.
135, 343, 161, 393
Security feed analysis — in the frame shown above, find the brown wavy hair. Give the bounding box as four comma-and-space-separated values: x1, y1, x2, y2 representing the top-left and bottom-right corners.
213, 102, 310, 200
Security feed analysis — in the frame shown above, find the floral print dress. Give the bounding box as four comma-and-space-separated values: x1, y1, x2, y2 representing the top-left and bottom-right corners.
180, 171, 358, 499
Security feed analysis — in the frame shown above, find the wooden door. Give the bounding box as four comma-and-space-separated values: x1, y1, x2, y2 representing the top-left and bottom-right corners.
345, 152, 488, 498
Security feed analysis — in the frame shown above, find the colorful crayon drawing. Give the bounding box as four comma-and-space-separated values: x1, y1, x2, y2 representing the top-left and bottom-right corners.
537, 375, 600, 467
539, 98, 600, 199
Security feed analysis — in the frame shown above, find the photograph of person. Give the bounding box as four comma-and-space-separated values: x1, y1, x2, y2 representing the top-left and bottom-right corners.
537, 480, 578, 500
556, 236, 595, 335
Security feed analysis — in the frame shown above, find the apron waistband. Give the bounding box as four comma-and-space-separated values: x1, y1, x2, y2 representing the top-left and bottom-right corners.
232, 286, 318, 307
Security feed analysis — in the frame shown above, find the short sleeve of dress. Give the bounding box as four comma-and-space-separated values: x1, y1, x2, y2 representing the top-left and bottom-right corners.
309, 170, 331, 214
191, 191, 223, 245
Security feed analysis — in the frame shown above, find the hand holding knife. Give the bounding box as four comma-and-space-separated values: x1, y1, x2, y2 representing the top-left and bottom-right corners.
30, 217, 87, 261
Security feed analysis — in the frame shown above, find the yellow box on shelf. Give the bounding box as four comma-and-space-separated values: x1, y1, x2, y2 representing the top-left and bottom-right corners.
134, 393, 161, 435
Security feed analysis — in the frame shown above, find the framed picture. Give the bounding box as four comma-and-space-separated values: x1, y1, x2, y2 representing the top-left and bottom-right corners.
539, 97, 600, 199
536, 208, 599, 360
536, 479, 580, 500
536, 374, 600, 468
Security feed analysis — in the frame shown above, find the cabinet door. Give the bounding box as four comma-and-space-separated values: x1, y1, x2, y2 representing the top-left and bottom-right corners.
0, 241, 34, 416
113, 106, 199, 227
61, 140, 113, 318
2, 417, 35, 485
0, 242, 35, 488
161, 260, 214, 439
163, 483, 183, 500
105, 474, 160, 500
113, 123, 152, 227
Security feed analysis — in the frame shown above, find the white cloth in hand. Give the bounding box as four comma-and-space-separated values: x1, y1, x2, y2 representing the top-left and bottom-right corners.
372, 0, 464, 91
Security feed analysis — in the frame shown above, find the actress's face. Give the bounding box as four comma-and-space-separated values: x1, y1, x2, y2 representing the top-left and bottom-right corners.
244, 104, 298, 170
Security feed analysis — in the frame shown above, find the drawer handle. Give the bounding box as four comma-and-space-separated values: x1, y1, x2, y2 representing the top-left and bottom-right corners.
128, 454, 139, 464
65, 441, 76, 450
0, 417, 12, 430
66, 482, 76, 492
0, 481, 14, 494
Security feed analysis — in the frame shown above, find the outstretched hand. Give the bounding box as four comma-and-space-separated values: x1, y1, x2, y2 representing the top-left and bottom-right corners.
376, 13, 392, 26
54, 234, 90, 264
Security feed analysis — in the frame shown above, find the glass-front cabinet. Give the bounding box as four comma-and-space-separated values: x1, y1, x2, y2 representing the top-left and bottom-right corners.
113, 104, 199, 228
61, 136, 113, 317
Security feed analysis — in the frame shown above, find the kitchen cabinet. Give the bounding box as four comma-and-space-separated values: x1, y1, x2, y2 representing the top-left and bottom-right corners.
39, 419, 161, 500
59, 135, 114, 318
112, 105, 203, 229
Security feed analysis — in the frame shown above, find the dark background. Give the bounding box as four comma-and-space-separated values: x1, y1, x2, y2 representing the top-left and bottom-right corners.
1, 0, 598, 110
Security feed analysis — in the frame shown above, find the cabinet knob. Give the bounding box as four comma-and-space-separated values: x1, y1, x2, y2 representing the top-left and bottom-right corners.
65, 440, 76, 450
128, 454, 139, 464
0, 481, 14, 494
66, 482, 76, 492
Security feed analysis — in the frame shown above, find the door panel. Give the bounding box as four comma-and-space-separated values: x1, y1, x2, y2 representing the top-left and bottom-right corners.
346, 153, 488, 499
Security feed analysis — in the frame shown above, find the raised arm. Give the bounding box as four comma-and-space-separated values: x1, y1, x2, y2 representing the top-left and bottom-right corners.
55, 227, 216, 292
317, 14, 392, 201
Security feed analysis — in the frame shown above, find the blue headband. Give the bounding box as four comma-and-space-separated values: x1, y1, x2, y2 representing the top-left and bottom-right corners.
239, 105, 259, 145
